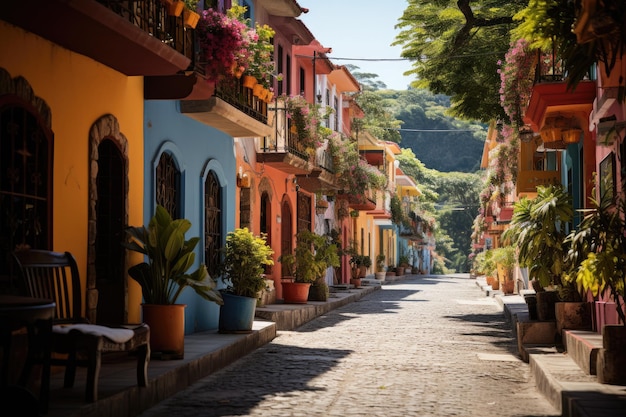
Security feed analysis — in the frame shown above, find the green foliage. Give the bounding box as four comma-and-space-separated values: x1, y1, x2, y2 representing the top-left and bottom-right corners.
502, 185, 573, 288
491, 246, 516, 269
390, 194, 408, 227
124, 205, 222, 305
390, 90, 487, 172
352, 89, 402, 143
278, 230, 340, 284
219, 228, 274, 298
473, 250, 495, 276
376, 253, 386, 272
564, 191, 626, 323
394, 0, 527, 122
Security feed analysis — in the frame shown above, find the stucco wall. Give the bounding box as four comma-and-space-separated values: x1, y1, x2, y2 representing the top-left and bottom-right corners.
143, 100, 236, 332
1, 21, 145, 320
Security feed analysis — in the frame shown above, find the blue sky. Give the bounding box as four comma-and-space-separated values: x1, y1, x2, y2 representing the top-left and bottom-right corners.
298, 0, 414, 91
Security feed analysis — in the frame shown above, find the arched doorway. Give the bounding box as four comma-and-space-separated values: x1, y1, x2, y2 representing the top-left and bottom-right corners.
280, 199, 293, 278
88, 114, 129, 325
260, 191, 272, 274
95, 139, 126, 325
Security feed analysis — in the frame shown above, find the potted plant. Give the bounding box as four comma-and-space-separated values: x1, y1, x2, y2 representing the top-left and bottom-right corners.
196, 6, 250, 83
502, 184, 574, 320
564, 190, 626, 384
398, 254, 410, 276
162, 0, 184, 17
278, 230, 339, 303
491, 246, 516, 294
182, 0, 200, 28
124, 205, 223, 359
375, 253, 386, 281
216, 228, 274, 333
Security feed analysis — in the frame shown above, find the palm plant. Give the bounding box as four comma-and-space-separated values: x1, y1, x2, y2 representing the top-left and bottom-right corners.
502, 184, 573, 289
124, 205, 223, 305
564, 189, 626, 325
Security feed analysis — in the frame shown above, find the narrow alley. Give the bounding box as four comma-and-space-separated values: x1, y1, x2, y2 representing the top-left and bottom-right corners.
139, 275, 559, 417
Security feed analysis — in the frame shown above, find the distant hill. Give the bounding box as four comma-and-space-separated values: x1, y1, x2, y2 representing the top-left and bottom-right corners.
380, 89, 486, 173
399, 133, 484, 173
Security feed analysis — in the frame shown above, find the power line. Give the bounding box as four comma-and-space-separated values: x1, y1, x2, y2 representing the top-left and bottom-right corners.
295, 51, 506, 62
383, 128, 481, 132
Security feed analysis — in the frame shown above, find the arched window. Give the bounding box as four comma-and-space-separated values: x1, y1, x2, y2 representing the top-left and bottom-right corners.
0, 93, 53, 288
204, 170, 222, 276
156, 152, 181, 219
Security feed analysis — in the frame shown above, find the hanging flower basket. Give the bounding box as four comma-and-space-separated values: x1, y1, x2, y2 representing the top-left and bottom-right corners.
242, 75, 257, 88
315, 199, 329, 215
253, 83, 264, 98
183, 8, 200, 29
163, 0, 184, 17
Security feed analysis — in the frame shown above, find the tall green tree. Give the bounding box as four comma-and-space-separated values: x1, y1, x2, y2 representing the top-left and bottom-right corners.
393, 0, 528, 122
344, 64, 403, 143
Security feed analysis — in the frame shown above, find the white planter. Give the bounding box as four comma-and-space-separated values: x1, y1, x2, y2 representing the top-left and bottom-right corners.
375, 272, 386, 281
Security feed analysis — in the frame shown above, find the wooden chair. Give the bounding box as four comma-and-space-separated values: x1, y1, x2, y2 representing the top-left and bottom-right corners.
11, 249, 150, 402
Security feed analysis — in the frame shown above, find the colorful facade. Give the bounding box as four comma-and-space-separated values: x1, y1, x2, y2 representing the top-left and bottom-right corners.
1, 0, 427, 338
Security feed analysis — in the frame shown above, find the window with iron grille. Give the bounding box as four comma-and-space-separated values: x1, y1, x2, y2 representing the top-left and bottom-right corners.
296, 192, 311, 232
204, 170, 222, 276
0, 102, 53, 286
156, 152, 181, 219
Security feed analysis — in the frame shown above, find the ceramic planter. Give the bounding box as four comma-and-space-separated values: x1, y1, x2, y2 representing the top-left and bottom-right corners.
142, 304, 186, 359
555, 301, 592, 337
536, 291, 558, 321
242, 75, 257, 88
597, 324, 626, 385
163, 0, 184, 17
219, 292, 257, 334
282, 282, 311, 304
375, 272, 386, 281
350, 278, 362, 288
183, 8, 200, 29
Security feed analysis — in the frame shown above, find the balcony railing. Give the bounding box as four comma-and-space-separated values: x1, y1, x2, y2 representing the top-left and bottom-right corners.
316, 148, 335, 174
261, 102, 310, 160
97, 0, 193, 63
213, 77, 268, 124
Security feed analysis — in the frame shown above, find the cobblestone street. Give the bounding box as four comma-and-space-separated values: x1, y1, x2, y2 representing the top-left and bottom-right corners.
139, 275, 560, 417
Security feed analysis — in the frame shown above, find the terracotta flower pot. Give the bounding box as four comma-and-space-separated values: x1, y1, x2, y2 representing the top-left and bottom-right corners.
253, 84, 264, 97
282, 282, 311, 304
243, 75, 258, 89
163, 0, 184, 17
183, 8, 200, 29
142, 304, 186, 359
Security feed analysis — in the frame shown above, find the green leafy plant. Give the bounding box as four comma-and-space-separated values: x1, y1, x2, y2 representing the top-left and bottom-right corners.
124, 205, 222, 305
376, 253, 386, 272
502, 184, 573, 289
564, 190, 626, 324
278, 230, 340, 284
246, 22, 278, 88
219, 228, 274, 298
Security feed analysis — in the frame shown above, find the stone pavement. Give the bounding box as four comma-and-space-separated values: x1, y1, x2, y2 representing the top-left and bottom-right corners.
40, 284, 378, 417
476, 276, 626, 417
138, 275, 559, 417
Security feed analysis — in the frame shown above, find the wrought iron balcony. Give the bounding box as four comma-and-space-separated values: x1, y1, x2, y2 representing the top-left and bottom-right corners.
1, 0, 192, 76
257, 101, 312, 174
180, 77, 272, 137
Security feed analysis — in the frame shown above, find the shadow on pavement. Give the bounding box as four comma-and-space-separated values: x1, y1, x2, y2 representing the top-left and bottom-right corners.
144, 344, 352, 417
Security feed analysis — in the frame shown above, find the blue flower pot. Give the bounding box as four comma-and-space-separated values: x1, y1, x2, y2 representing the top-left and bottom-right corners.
218, 292, 257, 334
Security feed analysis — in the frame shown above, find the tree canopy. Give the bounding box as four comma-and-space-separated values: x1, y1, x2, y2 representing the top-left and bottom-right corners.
393, 0, 528, 122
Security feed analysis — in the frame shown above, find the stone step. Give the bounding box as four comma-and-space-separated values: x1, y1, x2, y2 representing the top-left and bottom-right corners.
530, 352, 626, 417
564, 330, 603, 376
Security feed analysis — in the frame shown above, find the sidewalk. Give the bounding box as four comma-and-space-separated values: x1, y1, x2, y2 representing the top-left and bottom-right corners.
475, 276, 626, 417
41, 281, 382, 417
